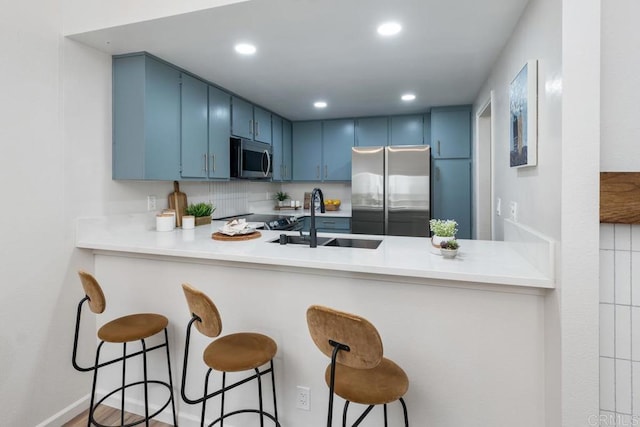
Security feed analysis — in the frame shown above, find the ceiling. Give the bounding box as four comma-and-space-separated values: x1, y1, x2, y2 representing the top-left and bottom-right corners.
68, 0, 530, 121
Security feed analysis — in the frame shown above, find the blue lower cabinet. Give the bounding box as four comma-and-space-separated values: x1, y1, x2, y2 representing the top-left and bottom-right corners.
300, 216, 351, 234
432, 159, 471, 239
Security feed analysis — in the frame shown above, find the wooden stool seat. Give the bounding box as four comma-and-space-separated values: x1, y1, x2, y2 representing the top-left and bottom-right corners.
324, 357, 409, 405
204, 332, 277, 372
98, 313, 168, 343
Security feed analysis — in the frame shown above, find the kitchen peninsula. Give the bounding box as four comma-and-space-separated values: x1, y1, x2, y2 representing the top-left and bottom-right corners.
76, 215, 553, 427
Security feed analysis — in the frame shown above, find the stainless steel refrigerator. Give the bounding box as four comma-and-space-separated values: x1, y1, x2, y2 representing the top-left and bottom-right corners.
351, 145, 430, 237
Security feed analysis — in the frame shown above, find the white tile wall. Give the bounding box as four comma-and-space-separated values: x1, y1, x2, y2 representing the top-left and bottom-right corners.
600, 224, 640, 424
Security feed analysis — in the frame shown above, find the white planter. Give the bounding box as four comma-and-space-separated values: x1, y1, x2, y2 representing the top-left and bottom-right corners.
431, 234, 455, 248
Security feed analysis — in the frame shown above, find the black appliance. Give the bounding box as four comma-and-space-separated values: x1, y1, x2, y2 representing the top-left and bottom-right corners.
230, 137, 272, 179
219, 213, 302, 231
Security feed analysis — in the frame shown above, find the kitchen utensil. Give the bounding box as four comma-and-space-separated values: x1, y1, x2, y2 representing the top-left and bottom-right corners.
168, 181, 187, 227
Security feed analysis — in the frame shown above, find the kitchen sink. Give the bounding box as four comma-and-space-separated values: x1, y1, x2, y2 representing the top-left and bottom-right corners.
322, 238, 382, 249
269, 235, 334, 246
270, 235, 382, 249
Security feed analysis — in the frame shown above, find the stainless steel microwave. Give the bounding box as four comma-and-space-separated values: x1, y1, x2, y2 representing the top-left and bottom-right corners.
230, 138, 273, 179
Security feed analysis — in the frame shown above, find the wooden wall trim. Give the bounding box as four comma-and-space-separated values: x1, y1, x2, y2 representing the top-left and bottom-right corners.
601, 172, 640, 223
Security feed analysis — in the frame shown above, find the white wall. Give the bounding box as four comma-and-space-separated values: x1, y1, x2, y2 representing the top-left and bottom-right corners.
599, 0, 640, 425
473, 1, 602, 427
473, 0, 562, 242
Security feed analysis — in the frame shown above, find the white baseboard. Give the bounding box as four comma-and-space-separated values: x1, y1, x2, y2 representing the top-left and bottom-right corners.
35, 394, 90, 427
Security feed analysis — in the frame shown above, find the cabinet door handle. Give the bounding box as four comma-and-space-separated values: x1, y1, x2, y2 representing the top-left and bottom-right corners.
211, 154, 215, 172
325, 165, 328, 178
284, 165, 287, 178
249, 119, 253, 135
323, 221, 335, 225
436, 167, 440, 180
316, 165, 320, 179
437, 140, 441, 156
203, 153, 208, 172
255, 121, 259, 137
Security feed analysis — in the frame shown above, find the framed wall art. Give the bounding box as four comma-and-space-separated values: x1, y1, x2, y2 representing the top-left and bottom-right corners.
509, 60, 538, 168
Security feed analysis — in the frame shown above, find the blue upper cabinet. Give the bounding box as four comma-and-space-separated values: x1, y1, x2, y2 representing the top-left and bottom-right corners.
282, 119, 293, 180
356, 117, 388, 147
231, 96, 272, 144
292, 121, 322, 181
231, 96, 254, 139
113, 53, 181, 180
323, 119, 354, 181
208, 85, 231, 179
431, 106, 471, 158
180, 73, 209, 179
271, 115, 284, 181
390, 115, 424, 145
253, 106, 272, 144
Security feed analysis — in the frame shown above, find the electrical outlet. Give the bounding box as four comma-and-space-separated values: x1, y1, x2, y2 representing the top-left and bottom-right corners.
147, 195, 157, 211
496, 198, 501, 216
296, 386, 310, 411
510, 201, 518, 222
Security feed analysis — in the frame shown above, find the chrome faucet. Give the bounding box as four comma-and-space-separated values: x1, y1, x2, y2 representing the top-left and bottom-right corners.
309, 187, 325, 248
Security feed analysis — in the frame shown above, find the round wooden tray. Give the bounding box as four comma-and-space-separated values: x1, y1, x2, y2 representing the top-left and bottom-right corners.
211, 231, 262, 241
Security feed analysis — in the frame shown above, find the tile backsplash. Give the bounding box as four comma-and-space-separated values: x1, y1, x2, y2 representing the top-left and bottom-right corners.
600, 224, 640, 424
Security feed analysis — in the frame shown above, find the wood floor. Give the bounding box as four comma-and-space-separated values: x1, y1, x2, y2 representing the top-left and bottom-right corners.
62, 405, 173, 427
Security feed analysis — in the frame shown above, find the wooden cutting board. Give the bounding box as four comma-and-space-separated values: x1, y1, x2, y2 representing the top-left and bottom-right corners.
212, 231, 262, 241
168, 181, 187, 227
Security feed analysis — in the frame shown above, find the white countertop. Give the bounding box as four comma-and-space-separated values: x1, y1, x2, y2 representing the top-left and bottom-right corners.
75, 215, 553, 289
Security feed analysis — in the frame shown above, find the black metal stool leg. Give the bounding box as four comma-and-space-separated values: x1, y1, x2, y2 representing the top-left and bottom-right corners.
384, 404, 388, 427
141, 339, 150, 426
220, 372, 226, 427
256, 368, 265, 427
400, 397, 409, 427
342, 400, 350, 427
163, 328, 178, 426
121, 342, 127, 426
88, 341, 105, 427
270, 360, 278, 423
202, 369, 212, 427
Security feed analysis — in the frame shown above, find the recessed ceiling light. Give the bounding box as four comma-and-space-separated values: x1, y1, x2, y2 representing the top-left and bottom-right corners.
314, 101, 327, 109
401, 93, 416, 101
377, 22, 402, 36
234, 43, 257, 55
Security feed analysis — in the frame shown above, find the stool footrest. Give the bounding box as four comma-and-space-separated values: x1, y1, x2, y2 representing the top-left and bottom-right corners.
206, 408, 281, 427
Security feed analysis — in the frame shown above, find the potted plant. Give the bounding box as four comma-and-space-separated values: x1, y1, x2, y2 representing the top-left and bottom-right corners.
429, 219, 458, 248
275, 191, 290, 207
439, 239, 460, 258
185, 202, 215, 226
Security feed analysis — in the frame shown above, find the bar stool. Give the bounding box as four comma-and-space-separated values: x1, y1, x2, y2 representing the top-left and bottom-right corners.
306, 305, 409, 427
72, 271, 177, 427
180, 283, 280, 427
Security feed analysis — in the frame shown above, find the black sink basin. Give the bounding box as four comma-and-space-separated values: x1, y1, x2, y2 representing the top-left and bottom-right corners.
322, 238, 382, 249
269, 235, 382, 249
269, 235, 334, 246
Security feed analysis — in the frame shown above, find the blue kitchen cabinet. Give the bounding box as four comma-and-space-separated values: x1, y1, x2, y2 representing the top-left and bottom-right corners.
113, 53, 181, 180
231, 96, 254, 140
431, 106, 471, 158
356, 117, 389, 147
423, 113, 431, 149
231, 96, 272, 144
300, 216, 351, 234
180, 73, 209, 179
292, 121, 322, 181
322, 119, 354, 181
390, 115, 424, 145
432, 159, 471, 239
282, 119, 293, 180
253, 106, 272, 144
207, 85, 231, 179
272, 116, 284, 180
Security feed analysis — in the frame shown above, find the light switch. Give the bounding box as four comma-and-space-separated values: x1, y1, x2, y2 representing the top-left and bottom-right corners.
496, 198, 501, 216
510, 201, 518, 222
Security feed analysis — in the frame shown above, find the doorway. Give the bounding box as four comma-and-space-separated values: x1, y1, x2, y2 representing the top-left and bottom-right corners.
475, 92, 494, 240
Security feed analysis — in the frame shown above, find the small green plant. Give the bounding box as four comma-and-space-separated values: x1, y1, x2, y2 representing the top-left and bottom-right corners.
440, 239, 459, 250
185, 202, 214, 217
429, 219, 458, 237
275, 191, 290, 202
